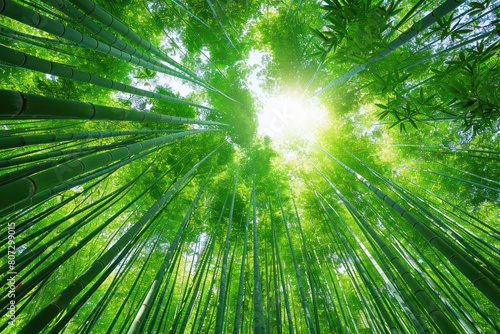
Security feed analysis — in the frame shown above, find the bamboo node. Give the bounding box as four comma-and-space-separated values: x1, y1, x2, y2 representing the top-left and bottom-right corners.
89, 103, 96, 119
17, 91, 27, 116
26, 177, 37, 196
414, 289, 425, 295
19, 52, 28, 67
472, 276, 487, 286
87, 0, 96, 15
428, 235, 439, 244
428, 309, 442, 316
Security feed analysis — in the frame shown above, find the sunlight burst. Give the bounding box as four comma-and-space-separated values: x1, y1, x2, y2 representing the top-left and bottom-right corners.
257, 95, 328, 140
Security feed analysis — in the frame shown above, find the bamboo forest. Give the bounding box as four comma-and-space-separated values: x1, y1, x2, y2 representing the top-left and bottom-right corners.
1, 0, 500, 332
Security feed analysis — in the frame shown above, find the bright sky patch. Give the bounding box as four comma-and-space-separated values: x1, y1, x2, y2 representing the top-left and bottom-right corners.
257, 94, 328, 140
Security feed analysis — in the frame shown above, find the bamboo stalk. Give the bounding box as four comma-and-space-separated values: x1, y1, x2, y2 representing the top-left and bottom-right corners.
233, 196, 251, 334
276, 182, 316, 334
310, 159, 459, 333
17, 142, 224, 334
0, 137, 140, 168
252, 172, 266, 334
0, 138, 184, 216
0, 128, 182, 150
0, 0, 215, 90
273, 209, 295, 334
0, 129, 214, 209
270, 205, 283, 334
313, 144, 500, 309
289, 182, 321, 333
127, 172, 209, 334
315, 193, 400, 334
0, 90, 225, 125
67, 0, 197, 78
0, 148, 183, 317
0, 45, 216, 111
214, 168, 239, 333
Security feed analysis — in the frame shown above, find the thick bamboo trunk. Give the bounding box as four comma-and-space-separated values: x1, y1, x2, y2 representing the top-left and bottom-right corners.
67, 0, 196, 78
0, 90, 224, 125
0, 45, 216, 111
0, 130, 214, 209
0, 128, 183, 150
17, 143, 224, 334
233, 197, 251, 334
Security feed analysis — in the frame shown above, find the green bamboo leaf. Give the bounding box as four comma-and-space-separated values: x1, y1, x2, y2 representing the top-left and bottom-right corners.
469, 2, 485, 9
409, 118, 418, 129
310, 26, 329, 42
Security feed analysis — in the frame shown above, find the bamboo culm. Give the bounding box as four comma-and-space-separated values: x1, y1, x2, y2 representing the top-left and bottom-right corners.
214, 169, 239, 333
276, 183, 316, 334
127, 174, 207, 334
0, 45, 216, 111
67, 0, 197, 78
311, 160, 460, 332
313, 144, 500, 309
0, 129, 215, 210
0, 139, 180, 216
0, 0, 215, 91
0, 90, 225, 125
252, 173, 266, 334
0, 128, 183, 150
17, 142, 224, 334
0, 154, 183, 315
0, 137, 140, 168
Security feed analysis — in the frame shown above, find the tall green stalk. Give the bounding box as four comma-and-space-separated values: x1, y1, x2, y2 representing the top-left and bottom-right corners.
310, 160, 459, 333
0, 130, 214, 210
0, 129, 182, 150
276, 182, 315, 334
289, 182, 321, 333
233, 196, 251, 334
214, 168, 239, 333
127, 174, 208, 334
270, 205, 283, 334
252, 172, 266, 334
315, 194, 400, 334
273, 210, 294, 334
17, 143, 224, 334
205, 0, 238, 53
313, 144, 500, 309
0, 0, 214, 89
0, 45, 216, 111
0, 90, 224, 125
67, 0, 196, 78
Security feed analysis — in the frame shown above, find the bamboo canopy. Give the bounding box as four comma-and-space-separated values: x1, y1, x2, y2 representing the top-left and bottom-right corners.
1, 0, 499, 333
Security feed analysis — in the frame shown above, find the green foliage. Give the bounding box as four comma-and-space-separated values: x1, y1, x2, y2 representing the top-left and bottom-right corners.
1, 0, 500, 333
314, 0, 402, 64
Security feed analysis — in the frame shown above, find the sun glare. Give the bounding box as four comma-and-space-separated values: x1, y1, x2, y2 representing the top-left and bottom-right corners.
257, 94, 328, 140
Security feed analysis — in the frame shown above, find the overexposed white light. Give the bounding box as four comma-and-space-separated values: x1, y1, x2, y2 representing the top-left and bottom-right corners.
257, 94, 327, 140
243, 49, 328, 142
